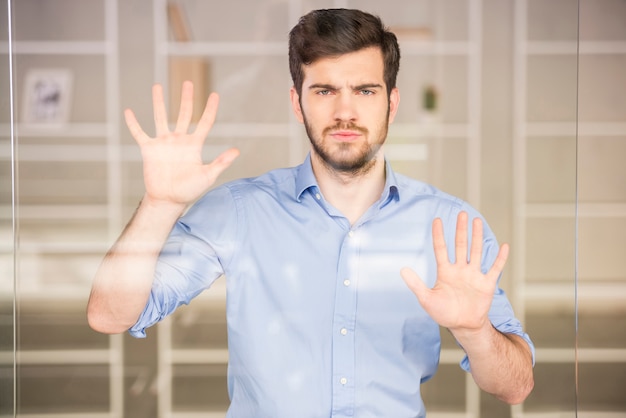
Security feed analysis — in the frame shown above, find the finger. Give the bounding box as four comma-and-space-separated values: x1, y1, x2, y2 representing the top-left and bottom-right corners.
174, 81, 194, 134
469, 217, 483, 267
201, 147, 240, 183
455, 211, 469, 264
194, 92, 220, 139
152, 84, 170, 137
400, 267, 430, 303
431, 218, 449, 265
124, 108, 151, 145
486, 242, 510, 282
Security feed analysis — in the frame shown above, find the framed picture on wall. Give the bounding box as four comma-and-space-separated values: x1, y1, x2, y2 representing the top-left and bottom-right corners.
21, 68, 73, 125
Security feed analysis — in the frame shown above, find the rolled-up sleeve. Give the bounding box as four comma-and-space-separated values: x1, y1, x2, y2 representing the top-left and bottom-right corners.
129, 185, 239, 337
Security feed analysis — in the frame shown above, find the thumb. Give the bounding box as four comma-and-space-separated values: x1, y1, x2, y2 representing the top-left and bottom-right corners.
203, 148, 240, 182
213, 147, 240, 168
400, 267, 430, 301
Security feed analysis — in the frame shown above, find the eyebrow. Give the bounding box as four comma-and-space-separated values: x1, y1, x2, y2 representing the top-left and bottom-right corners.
308, 83, 384, 91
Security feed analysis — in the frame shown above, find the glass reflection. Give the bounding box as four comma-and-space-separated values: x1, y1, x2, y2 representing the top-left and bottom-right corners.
1, 0, 15, 416
4, 1, 625, 417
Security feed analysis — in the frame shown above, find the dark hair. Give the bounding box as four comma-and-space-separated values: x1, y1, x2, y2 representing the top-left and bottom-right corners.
288, 8, 400, 97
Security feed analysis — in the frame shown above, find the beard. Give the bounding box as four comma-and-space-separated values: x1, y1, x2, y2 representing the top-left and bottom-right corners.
302, 106, 390, 177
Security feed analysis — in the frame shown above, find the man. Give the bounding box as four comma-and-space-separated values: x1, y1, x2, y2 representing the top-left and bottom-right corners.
88, 8, 534, 417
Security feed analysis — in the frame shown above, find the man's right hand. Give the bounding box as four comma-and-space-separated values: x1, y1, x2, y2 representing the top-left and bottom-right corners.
124, 80, 240, 211
88, 81, 238, 334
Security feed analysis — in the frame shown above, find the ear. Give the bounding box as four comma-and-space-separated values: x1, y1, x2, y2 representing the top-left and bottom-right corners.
290, 86, 304, 123
388, 87, 400, 124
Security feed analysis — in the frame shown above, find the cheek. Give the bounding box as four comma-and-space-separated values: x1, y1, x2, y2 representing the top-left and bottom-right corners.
301, 104, 325, 127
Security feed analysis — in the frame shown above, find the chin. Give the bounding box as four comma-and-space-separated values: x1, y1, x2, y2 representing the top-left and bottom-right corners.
326, 153, 378, 174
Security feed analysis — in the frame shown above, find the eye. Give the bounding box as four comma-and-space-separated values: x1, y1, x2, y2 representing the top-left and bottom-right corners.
359, 89, 375, 96
316, 89, 332, 96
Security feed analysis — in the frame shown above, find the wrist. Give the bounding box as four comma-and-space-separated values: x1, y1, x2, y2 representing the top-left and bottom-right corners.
139, 194, 187, 220
449, 322, 497, 349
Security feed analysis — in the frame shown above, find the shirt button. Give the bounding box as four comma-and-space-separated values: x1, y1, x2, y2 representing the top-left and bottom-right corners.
340, 377, 347, 385
315, 193, 321, 200
348, 230, 354, 238
340, 328, 348, 335
343, 279, 351, 286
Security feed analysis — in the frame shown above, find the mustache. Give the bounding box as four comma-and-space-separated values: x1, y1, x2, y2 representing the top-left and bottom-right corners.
322, 122, 369, 136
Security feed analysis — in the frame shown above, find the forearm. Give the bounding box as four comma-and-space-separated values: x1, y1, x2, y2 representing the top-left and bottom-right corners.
451, 325, 534, 404
87, 196, 185, 334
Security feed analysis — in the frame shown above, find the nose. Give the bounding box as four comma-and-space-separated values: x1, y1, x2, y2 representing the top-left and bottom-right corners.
333, 92, 357, 122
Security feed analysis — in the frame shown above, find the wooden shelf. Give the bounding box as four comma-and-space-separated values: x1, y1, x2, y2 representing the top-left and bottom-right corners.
0, 41, 110, 55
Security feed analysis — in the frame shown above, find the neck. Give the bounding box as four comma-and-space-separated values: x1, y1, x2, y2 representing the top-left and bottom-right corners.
311, 150, 387, 225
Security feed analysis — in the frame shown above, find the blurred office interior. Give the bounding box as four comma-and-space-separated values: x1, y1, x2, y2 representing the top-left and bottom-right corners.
1, 0, 625, 417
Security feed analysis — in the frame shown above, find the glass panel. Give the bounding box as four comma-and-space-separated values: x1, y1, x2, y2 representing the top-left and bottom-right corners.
514, 1, 579, 416
3, 1, 587, 417
577, 0, 626, 415
9, 0, 123, 416
0, 0, 15, 416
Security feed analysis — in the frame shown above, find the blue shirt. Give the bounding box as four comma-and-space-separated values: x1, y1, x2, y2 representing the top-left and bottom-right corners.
130, 154, 534, 418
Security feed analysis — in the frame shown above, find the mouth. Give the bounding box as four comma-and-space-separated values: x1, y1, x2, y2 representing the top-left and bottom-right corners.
329, 130, 363, 142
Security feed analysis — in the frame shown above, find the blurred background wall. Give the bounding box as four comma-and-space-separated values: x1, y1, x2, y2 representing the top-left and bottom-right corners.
0, 0, 625, 417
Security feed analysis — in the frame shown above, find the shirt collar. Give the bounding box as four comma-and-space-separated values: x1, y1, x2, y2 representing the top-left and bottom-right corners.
381, 160, 400, 208
295, 153, 400, 206
295, 154, 318, 202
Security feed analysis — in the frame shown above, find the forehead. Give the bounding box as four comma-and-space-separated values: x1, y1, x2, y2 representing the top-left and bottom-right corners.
301, 47, 385, 86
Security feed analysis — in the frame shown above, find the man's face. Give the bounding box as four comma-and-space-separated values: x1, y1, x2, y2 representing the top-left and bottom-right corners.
290, 47, 399, 175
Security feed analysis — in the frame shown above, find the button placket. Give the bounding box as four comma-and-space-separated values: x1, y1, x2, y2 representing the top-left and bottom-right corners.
330, 227, 359, 416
